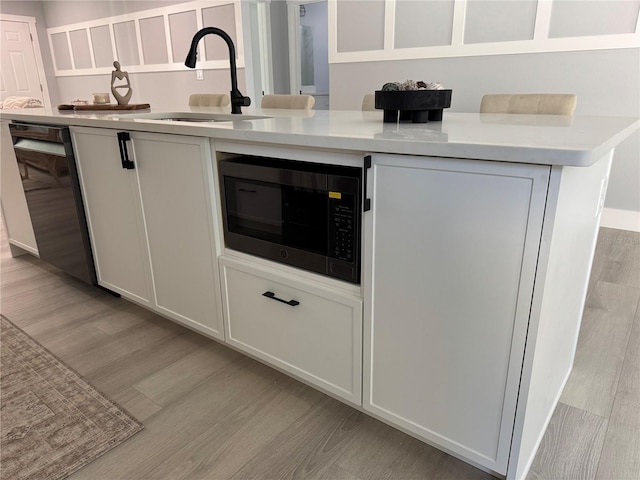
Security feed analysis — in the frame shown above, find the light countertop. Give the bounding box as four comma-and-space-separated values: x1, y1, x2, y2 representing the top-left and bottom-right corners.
2, 106, 638, 167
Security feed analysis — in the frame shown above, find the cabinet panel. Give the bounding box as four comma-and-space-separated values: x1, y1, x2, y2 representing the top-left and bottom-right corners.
71, 127, 151, 304
364, 154, 549, 473
221, 258, 362, 404
72, 127, 223, 339
133, 133, 223, 339
0, 120, 37, 254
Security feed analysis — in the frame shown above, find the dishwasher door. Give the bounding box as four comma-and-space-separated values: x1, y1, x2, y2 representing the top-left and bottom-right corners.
9, 122, 97, 285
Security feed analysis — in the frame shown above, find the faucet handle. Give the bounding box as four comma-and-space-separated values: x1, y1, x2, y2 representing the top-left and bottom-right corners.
230, 89, 251, 114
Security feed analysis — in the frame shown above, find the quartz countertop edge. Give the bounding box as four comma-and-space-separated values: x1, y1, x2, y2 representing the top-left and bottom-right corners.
1, 108, 638, 167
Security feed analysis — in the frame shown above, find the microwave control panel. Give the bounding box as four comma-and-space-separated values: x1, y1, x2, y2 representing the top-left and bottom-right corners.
329, 197, 356, 262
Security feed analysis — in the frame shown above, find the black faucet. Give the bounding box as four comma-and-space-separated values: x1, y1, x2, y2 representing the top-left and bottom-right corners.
185, 27, 251, 114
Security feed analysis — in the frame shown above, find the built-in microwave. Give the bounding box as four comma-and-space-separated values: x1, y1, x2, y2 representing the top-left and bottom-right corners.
219, 155, 361, 284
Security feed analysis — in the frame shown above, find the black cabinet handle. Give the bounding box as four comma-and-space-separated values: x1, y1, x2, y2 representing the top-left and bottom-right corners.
363, 155, 372, 211
262, 291, 300, 307
117, 132, 135, 169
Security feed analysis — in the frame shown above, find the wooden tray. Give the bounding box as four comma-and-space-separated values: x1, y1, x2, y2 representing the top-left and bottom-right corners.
58, 103, 150, 111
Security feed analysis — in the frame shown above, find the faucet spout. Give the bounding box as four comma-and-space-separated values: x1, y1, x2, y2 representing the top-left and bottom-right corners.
185, 27, 251, 114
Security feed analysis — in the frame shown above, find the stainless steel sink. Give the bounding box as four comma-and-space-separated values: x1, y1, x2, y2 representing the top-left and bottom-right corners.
117, 112, 270, 122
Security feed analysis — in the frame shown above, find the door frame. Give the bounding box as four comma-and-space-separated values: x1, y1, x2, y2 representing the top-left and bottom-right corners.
0, 14, 52, 110
240, 0, 273, 102
287, 0, 327, 96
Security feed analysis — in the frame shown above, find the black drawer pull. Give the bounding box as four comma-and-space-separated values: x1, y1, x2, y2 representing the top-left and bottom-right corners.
117, 131, 135, 169
262, 291, 300, 307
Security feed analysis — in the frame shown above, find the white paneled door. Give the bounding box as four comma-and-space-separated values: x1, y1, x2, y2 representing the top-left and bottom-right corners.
0, 19, 46, 105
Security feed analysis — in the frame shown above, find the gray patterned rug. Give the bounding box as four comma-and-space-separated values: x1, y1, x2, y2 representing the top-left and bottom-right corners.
0, 314, 143, 480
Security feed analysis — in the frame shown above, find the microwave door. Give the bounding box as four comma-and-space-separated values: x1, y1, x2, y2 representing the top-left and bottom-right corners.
281, 184, 327, 255
226, 178, 283, 243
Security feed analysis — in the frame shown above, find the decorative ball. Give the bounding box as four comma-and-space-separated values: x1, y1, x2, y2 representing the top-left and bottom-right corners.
401, 80, 417, 91
382, 82, 400, 91
426, 82, 445, 90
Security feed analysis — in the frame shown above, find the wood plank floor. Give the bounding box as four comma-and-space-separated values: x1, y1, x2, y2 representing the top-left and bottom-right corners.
1, 226, 638, 480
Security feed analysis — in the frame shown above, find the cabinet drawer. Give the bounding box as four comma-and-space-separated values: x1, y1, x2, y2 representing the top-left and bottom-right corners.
221, 258, 362, 404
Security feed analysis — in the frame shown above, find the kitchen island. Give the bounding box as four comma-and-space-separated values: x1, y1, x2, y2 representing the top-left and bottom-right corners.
1, 106, 638, 479
2, 107, 636, 165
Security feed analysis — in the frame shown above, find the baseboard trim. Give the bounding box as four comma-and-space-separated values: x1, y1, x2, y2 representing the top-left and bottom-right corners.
8, 238, 39, 257
601, 208, 640, 232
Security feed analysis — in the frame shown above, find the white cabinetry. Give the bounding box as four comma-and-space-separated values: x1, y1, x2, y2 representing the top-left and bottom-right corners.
363, 154, 550, 474
71, 128, 151, 304
0, 120, 37, 254
221, 257, 362, 404
71, 127, 223, 339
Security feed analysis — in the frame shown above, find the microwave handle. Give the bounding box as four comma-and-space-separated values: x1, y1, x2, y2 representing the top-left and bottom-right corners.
363, 155, 372, 212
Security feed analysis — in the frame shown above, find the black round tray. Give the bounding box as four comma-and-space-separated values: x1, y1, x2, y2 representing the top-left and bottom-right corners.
375, 90, 452, 123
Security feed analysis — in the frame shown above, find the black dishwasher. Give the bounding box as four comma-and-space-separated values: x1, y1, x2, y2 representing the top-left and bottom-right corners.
9, 122, 97, 286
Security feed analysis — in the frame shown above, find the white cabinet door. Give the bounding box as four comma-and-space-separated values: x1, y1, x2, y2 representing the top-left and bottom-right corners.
363, 154, 550, 474
0, 120, 38, 254
71, 127, 152, 305
71, 127, 223, 339
133, 132, 223, 340
221, 257, 362, 404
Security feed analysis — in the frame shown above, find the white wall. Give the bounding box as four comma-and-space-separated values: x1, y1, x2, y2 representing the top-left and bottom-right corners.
41, 0, 191, 28
52, 69, 246, 110
12, 0, 248, 110
0, 1, 60, 106
329, 1, 640, 224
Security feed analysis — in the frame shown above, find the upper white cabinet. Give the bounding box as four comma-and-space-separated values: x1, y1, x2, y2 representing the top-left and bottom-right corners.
71, 127, 224, 340
363, 154, 550, 474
